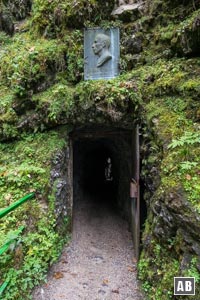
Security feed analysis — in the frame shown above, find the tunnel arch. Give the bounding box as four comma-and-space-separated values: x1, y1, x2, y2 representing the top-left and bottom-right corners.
69, 125, 147, 258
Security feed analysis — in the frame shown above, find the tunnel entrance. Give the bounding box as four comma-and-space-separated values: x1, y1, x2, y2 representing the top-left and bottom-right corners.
71, 126, 144, 259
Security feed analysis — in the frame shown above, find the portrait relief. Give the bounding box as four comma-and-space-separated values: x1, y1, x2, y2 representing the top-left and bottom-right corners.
84, 28, 120, 80
92, 33, 112, 68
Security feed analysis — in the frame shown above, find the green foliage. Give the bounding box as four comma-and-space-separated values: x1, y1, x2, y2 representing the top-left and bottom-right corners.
0, 32, 12, 45
185, 257, 200, 283
0, 130, 66, 202
1, 123, 18, 140
63, 30, 84, 83
33, 82, 74, 123
164, 97, 188, 113
1, 224, 67, 300
179, 161, 198, 171
155, 23, 177, 44
183, 174, 200, 210
31, 0, 115, 36
160, 128, 200, 211
0, 1, 200, 299
0, 0, 32, 22
138, 239, 180, 300
0, 34, 67, 96
0, 227, 24, 250
173, 9, 200, 37
178, 78, 200, 96
137, 53, 200, 298
31, 0, 94, 34
168, 131, 200, 149
0, 129, 69, 299
0, 89, 16, 123
75, 75, 141, 111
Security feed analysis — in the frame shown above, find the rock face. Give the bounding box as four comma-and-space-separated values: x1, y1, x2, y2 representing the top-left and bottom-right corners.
0, 9, 14, 35
111, 1, 144, 21
0, 0, 32, 35
50, 146, 72, 232
7, 0, 32, 20
152, 187, 200, 259
0, 0, 200, 299
172, 14, 200, 56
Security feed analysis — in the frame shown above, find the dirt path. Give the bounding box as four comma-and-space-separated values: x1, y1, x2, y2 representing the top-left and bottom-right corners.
33, 195, 144, 300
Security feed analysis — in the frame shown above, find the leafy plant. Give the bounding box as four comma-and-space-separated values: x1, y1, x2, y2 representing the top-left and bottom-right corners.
168, 131, 200, 149
179, 161, 198, 171
0, 34, 67, 96
0, 129, 69, 299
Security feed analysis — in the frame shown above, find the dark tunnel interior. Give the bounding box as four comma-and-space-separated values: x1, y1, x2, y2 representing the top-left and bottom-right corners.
73, 139, 119, 209
71, 127, 147, 249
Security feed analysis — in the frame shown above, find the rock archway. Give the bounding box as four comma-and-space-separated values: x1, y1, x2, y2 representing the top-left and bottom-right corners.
68, 125, 147, 258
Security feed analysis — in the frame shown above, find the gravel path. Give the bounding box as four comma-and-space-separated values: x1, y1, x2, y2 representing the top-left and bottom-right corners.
32, 194, 144, 300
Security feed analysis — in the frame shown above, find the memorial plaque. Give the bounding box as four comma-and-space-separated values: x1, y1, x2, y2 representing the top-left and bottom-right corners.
84, 28, 120, 80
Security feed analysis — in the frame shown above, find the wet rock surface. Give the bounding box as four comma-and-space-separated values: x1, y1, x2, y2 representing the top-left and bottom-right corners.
32, 194, 144, 300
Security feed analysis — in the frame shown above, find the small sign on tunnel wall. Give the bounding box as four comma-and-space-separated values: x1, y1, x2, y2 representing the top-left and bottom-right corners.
84, 28, 120, 80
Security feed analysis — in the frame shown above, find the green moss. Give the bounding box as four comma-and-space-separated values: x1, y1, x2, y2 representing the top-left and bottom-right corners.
178, 78, 200, 96
139, 237, 180, 300
0, 129, 69, 299
132, 52, 200, 299
0, 1, 200, 299
0, 86, 17, 123
0, 32, 12, 45
63, 30, 84, 83
0, 33, 67, 96
144, 98, 200, 211
173, 8, 200, 35
33, 82, 75, 123
31, 0, 115, 36
76, 75, 141, 104
0, 85, 19, 140
0, 130, 66, 203
139, 228, 200, 300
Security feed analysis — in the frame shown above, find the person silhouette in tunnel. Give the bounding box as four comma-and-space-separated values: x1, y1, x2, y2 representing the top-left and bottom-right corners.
105, 157, 113, 181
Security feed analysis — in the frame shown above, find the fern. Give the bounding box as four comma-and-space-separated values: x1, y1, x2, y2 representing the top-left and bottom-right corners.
168, 131, 200, 149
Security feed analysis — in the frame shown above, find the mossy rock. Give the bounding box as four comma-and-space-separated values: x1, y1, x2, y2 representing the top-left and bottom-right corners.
31, 0, 115, 36
5, 0, 32, 20
0, 7, 14, 35
171, 10, 200, 57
